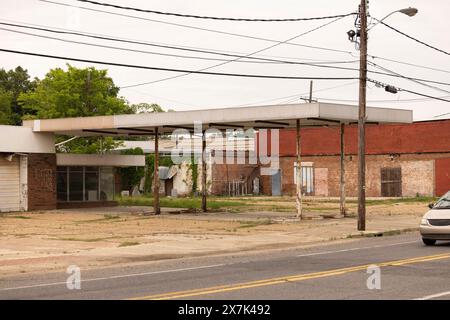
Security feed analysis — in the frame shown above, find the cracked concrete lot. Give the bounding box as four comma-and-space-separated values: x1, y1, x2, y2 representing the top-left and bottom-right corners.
0, 197, 429, 277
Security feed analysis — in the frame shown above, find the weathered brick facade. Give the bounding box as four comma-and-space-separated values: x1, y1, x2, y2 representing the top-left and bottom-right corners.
27, 153, 57, 210
262, 153, 449, 197
257, 119, 450, 197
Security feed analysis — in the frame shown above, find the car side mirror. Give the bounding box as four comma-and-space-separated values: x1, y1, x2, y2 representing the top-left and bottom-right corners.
428, 203, 434, 209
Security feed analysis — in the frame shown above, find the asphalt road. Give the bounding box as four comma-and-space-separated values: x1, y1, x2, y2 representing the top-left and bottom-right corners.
1, 232, 449, 300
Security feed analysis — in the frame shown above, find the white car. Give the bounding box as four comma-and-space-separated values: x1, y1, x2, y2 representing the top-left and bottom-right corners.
420, 191, 450, 246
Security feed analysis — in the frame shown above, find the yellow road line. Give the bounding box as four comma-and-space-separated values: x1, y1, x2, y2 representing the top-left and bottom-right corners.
128, 252, 450, 300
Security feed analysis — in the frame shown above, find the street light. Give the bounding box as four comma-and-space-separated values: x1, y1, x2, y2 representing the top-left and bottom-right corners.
355, 2, 417, 231
368, 7, 418, 31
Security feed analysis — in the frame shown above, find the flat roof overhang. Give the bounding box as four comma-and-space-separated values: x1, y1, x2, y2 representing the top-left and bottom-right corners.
23, 102, 413, 136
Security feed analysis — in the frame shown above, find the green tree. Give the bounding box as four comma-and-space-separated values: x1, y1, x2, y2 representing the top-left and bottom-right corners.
130, 102, 165, 114
118, 147, 145, 193
20, 64, 129, 118
20, 64, 131, 153
0, 66, 37, 125
0, 89, 13, 125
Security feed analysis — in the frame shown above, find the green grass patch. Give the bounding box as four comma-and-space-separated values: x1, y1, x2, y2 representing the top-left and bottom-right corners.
9, 215, 32, 219
117, 196, 248, 210
237, 219, 273, 229
118, 241, 140, 247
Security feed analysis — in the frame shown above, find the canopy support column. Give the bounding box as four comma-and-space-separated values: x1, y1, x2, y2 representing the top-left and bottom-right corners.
201, 129, 207, 212
153, 127, 160, 215
296, 119, 302, 219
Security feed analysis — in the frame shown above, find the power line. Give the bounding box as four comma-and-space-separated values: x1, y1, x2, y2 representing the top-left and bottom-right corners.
232, 81, 358, 107
0, 26, 281, 64
41, 0, 354, 55
4, 21, 446, 90
2, 21, 447, 89
73, 0, 355, 22
375, 19, 450, 56
434, 112, 450, 118
0, 19, 358, 64
368, 61, 450, 94
367, 78, 450, 103
0, 48, 360, 81
121, 15, 349, 88
314, 95, 450, 104
369, 55, 450, 75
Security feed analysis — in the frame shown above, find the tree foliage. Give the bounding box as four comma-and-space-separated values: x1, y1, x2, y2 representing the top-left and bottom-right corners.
20, 64, 130, 119
118, 147, 145, 193
0, 66, 36, 125
19, 64, 133, 153
0, 89, 13, 125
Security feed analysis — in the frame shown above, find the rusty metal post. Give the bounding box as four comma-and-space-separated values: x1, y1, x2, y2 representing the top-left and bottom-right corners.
201, 130, 207, 212
153, 127, 160, 215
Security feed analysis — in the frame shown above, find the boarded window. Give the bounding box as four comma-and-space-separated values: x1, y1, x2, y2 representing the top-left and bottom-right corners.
381, 167, 402, 197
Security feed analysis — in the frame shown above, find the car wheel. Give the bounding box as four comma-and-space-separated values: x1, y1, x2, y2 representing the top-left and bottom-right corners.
422, 238, 436, 246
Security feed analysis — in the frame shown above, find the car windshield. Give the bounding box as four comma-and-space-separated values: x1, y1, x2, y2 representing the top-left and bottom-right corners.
433, 191, 450, 209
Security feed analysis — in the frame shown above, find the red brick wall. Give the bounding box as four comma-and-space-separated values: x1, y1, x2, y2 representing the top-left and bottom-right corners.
262, 153, 449, 197
260, 119, 450, 156
28, 153, 57, 210
211, 163, 258, 195
436, 158, 450, 196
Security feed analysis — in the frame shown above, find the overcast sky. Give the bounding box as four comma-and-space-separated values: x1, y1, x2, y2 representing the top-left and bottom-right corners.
0, 0, 449, 120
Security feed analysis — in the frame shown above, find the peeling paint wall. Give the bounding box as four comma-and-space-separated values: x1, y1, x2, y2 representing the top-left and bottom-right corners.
401, 161, 434, 196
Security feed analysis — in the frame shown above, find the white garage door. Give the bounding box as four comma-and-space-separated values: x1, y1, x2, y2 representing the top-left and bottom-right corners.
0, 157, 21, 212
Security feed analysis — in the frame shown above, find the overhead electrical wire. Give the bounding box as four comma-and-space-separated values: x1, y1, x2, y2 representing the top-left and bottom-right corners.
232, 81, 358, 107
0, 23, 359, 70
367, 78, 450, 103
40, 0, 354, 55
0, 26, 286, 65
2, 23, 447, 89
73, 0, 355, 22
120, 15, 350, 88
368, 61, 450, 94
369, 55, 450, 75
0, 19, 358, 64
375, 19, 450, 56
0, 48, 360, 81
312, 95, 450, 104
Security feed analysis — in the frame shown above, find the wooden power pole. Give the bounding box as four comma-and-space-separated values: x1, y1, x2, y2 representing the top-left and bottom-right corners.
357, 0, 368, 231
339, 123, 346, 217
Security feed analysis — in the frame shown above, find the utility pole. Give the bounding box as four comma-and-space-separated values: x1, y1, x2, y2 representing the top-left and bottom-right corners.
357, 0, 367, 231
309, 80, 313, 103
339, 123, 346, 217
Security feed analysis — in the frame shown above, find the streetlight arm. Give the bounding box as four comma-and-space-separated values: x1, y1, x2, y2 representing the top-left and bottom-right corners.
368, 7, 418, 31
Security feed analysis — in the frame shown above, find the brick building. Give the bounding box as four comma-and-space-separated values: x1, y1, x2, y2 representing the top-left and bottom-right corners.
257, 119, 450, 197
0, 125, 145, 212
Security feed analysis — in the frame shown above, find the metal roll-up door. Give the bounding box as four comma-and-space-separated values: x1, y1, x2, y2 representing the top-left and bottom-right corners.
0, 156, 21, 212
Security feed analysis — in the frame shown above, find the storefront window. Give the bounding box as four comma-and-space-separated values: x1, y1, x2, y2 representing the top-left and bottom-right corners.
57, 166, 68, 201
69, 166, 83, 201
99, 167, 114, 201
57, 166, 114, 202
85, 167, 99, 201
